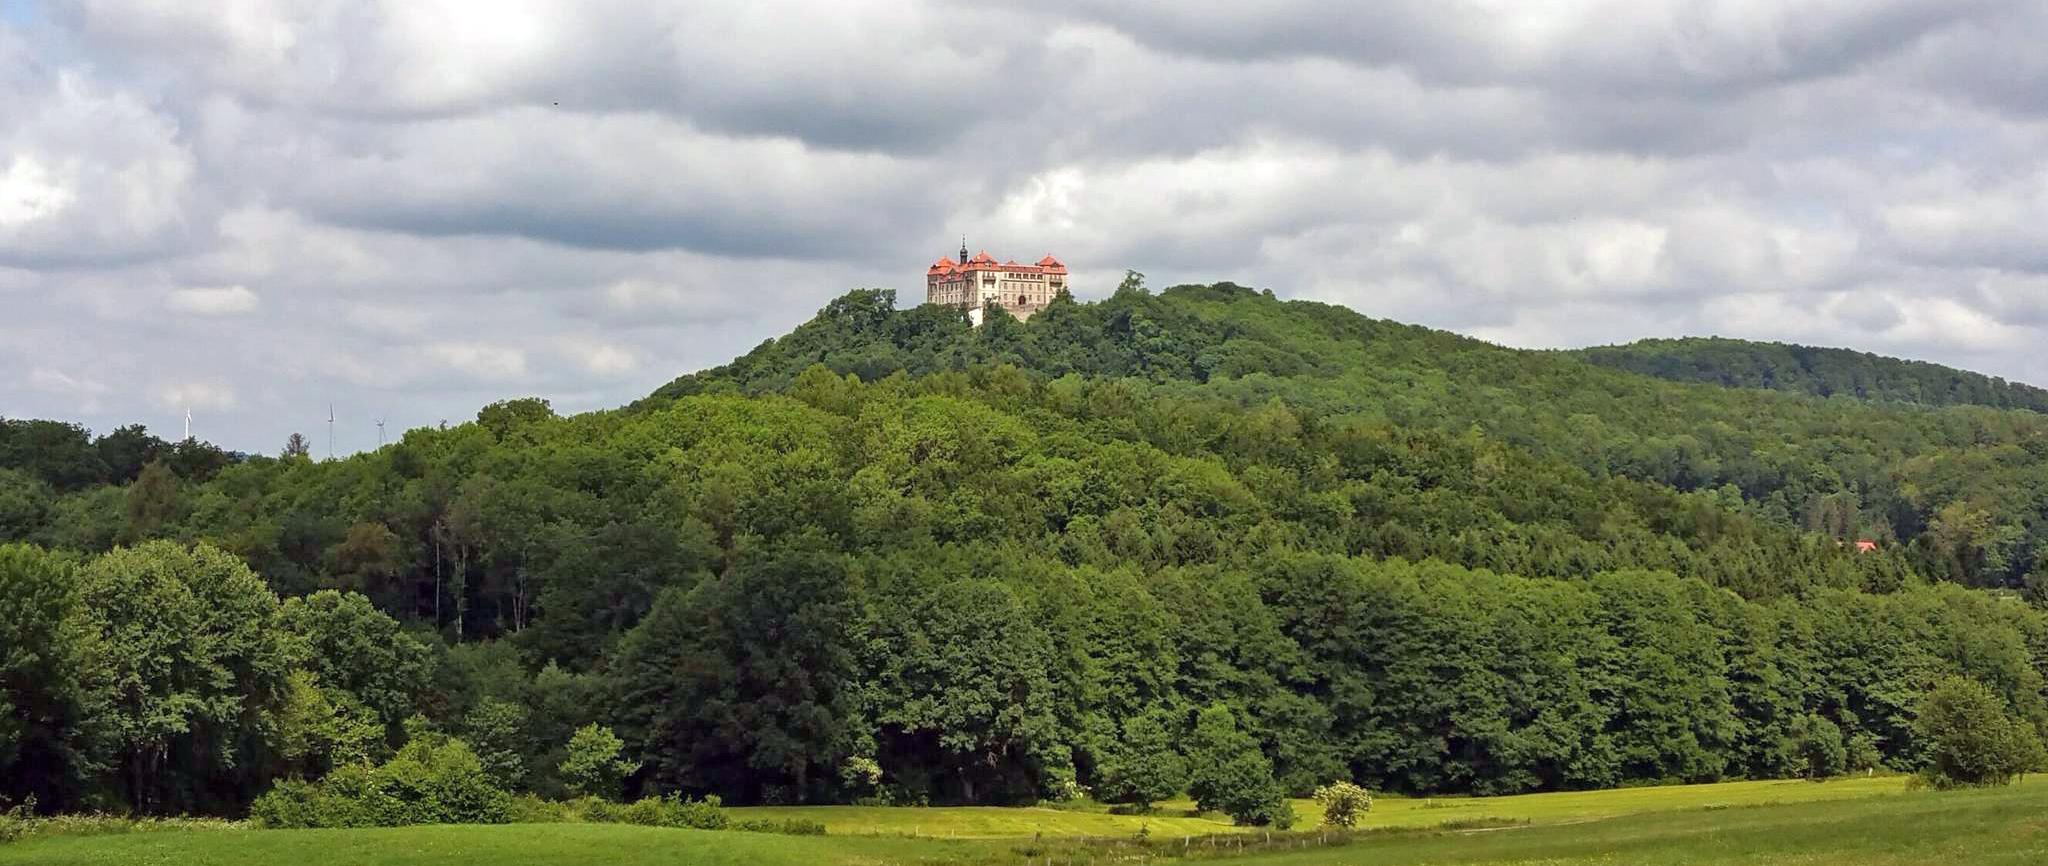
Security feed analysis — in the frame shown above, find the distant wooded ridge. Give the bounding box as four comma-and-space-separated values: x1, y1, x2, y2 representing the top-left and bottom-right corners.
1569, 336, 2048, 414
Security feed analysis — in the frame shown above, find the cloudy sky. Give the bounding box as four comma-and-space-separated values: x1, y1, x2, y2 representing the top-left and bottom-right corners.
6, 0, 2048, 454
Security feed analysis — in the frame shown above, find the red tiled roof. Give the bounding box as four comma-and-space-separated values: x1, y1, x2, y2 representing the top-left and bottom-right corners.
941, 250, 1065, 276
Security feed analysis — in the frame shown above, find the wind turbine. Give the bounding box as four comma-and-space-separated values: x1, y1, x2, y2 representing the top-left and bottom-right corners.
183, 407, 192, 442
375, 414, 388, 448
327, 404, 335, 461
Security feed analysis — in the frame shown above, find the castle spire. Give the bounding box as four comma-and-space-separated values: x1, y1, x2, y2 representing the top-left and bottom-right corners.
959, 236, 969, 265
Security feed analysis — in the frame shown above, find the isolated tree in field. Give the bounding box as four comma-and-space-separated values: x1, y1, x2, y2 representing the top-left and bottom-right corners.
1094, 708, 1187, 810
1914, 677, 2046, 788
1312, 781, 1372, 828
560, 723, 638, 800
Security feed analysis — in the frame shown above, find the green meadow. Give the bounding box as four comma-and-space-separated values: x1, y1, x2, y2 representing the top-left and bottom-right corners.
5, 776, 2041, 866
722, 773, 1922, 838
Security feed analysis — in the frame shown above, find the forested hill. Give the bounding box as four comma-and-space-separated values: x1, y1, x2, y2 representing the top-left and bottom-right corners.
654, 280, 2048, 593
1572, 337, 2048, 413
5, 278, 2048, 819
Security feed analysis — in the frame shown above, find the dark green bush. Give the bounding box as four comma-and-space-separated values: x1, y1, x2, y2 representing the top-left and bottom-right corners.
1915, 677, 2047, 788
251, 734, 511, 828
613, 794, 728, 830
733, 818, 827, 836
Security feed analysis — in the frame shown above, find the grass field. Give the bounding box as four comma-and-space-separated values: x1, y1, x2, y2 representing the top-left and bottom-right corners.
3, 776, 2042, 866
722, 773, 1934, 838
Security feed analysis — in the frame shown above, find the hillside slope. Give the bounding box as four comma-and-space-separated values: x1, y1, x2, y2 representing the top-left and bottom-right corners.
1572, 337, 2048, 413
651, 283, 2048, 592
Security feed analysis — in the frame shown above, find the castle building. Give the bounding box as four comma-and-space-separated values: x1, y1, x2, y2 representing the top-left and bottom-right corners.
927, 239, 1066, 324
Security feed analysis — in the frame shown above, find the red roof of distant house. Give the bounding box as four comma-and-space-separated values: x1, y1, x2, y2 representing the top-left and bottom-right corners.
1854, 540, 1879, 553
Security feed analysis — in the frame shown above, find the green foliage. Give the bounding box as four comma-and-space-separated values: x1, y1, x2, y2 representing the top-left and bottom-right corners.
558, 724, 637, 800
1093, 709, 1187, 809
1791, 715, 1846, 780
276, 590, 433, 728
78, 542, 293, 814
9, 286, 2048, 817
272, 670, 385, 776
614, 541, 858, 802
732, 817, 828, 835
0, 546, 101, 813
249, 730, 511, 828
462, 698, 530, 791
0, 797, 32, 844
1312, 781, 1372, 828
613, 793, 728, 829
1185, 706, 1291, 826
1576, 336, 2048, 413
1913, 677, 2047, 788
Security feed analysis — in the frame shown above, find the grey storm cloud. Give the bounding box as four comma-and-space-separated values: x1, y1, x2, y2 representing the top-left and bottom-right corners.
5, 0, 2048, 455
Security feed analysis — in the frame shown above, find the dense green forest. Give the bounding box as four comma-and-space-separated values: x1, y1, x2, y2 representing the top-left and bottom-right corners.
1574, 337, 2048, 414
4, 279, 2047, 818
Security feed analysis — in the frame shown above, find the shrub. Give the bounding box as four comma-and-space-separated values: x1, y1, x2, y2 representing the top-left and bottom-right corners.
839, 756, 883, 801
559, 724, 639, 800
505, 794, 570, 824
734, 818, 827, 836
1915, 677, 2047, 788
1312, 781, 1373, 828
0, 809, 246, 844
248, 779, 329, 829
0, 797, 32, 844
572, 796, 620, 823
251, 733, 511, 828
612, 794, 728, 830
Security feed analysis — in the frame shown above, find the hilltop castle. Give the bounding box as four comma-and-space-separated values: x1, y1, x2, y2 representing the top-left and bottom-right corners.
927, 240, 1066, 324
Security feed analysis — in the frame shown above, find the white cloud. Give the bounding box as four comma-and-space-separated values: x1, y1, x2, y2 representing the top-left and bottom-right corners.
156, 380, 238, 411
28, 367, 112, 412
425, 342, 529, 382
166, 285, 260, 315
0, 66, 201, 266
6, 0, 2048, 455
563, 341, 637, 377
0, 156, 77, 228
